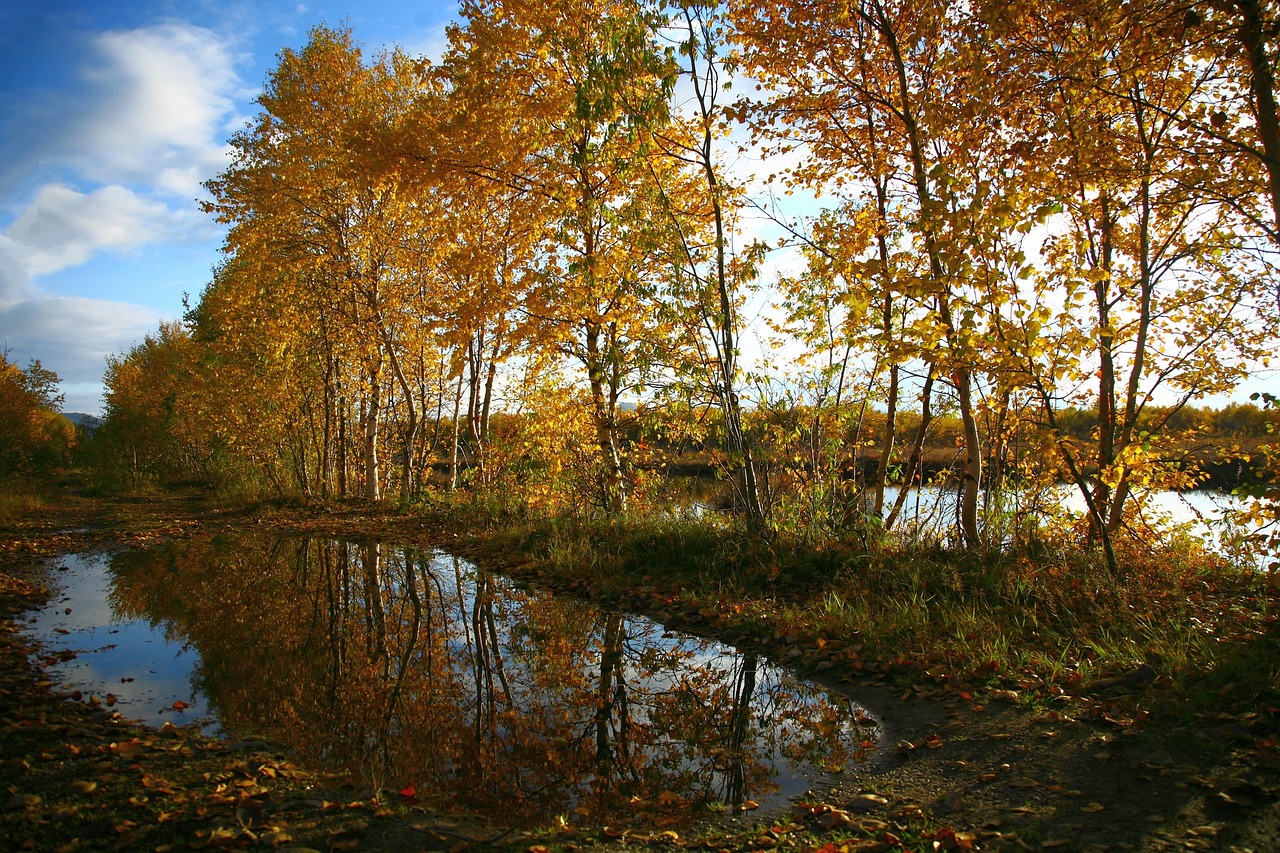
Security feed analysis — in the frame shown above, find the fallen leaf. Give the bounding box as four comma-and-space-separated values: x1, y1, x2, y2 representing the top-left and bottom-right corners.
140, 774, 174, 793
848, 794, 889, 813
261, 828, 293, 845
6, 793, 41, 810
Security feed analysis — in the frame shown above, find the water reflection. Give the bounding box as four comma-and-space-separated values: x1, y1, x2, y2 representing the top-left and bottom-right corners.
25, 552, 215, 728
99, 534, 878, 826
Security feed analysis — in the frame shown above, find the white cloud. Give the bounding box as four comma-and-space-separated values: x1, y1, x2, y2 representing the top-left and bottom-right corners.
0, 294, 167, 413
1, 22, 245, 201
66, 23, 244, 192
5, 185, 173, 277
0, 235, 30, 303
156, 164, 220, 199
398, 14, 454, 64
0, 21, 235, 297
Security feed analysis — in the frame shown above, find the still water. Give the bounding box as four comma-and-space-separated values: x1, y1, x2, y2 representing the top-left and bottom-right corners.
26, 535, 879, 826
881, 484, 1246, 550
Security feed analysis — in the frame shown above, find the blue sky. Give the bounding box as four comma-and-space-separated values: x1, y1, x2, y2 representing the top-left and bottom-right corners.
0, 0, 457, 414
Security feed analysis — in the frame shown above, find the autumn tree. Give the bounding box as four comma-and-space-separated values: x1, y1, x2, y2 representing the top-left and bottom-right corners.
733, 0, 1034, 548
398, 160, 539, 490
97, 322, 210, 485
1152, 0, 1280, 244
647, 1, 769, 534
978, 0, 1278, 570
204, 26, 442, 500
439, 0, 683, 513
773, 208, 937, 535
0, 353, 74, 478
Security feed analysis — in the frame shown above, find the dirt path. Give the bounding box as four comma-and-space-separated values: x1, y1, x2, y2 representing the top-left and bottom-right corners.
2, 482, 1279, 851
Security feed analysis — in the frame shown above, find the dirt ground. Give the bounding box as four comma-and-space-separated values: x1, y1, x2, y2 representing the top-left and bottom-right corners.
3, 481, 1279, 852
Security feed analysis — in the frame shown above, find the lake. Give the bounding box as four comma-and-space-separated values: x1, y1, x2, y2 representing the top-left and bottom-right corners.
880, 484, 1249, 553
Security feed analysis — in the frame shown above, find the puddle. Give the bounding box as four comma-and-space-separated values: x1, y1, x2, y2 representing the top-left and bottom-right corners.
27, 552, 220, 732
25, 534, 882, 826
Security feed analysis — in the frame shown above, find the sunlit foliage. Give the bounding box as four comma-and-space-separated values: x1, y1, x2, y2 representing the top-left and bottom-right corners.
0, 353, 74, 479
92, 1, 1279, 567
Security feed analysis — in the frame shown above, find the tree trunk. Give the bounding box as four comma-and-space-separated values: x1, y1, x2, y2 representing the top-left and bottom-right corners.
380, 327, 418, 501
886, 369, 936, 531
363, 359, 381, 501
449, 369, 464, 491
872, 0, 982, 547
680, 4, 766, 534
871, 171, 898, 517
1233, 0, 1280, 236
585, 321, 627, 513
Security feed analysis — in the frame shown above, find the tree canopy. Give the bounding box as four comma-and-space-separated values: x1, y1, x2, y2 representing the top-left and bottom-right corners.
94, 2, 1279, 563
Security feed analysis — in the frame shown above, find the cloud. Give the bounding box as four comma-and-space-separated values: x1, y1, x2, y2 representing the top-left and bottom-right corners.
0, 294, 167, 413
66, 23, 244, 192
0, 235, 29, 303
0, 21, 234, 296
5, 185, 174, 277
1, 21, 243, 200
399, 10, 455, 64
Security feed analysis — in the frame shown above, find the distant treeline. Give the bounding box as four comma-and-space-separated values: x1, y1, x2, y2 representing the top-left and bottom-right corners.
405, 400, 1274, 490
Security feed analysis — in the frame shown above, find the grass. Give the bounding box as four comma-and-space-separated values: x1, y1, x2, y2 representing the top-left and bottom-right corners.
0, 480, 46, 521
440, 498, 1280, 723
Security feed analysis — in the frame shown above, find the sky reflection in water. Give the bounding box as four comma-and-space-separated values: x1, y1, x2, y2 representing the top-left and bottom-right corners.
26, 552, 219, 731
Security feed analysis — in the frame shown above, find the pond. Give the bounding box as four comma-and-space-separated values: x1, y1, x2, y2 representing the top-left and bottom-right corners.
673, 478, 1250, 557
24, 534, 881, 828
879, 484, 1249, 553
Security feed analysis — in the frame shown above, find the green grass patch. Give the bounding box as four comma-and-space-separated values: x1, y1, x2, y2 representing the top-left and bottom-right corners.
433, 498, 1280, 722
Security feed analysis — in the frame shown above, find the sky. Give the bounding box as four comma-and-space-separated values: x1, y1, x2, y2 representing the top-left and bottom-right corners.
0, 0, 458, 415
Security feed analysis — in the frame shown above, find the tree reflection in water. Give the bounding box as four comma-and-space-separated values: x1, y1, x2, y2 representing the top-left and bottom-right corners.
108, 534, 879, 827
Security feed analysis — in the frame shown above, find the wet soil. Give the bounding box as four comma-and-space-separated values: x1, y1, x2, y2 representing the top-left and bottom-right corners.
2, 480, 1279, 852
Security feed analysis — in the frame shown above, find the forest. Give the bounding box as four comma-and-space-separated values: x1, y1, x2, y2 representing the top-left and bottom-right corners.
75, 0, 1279, 574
